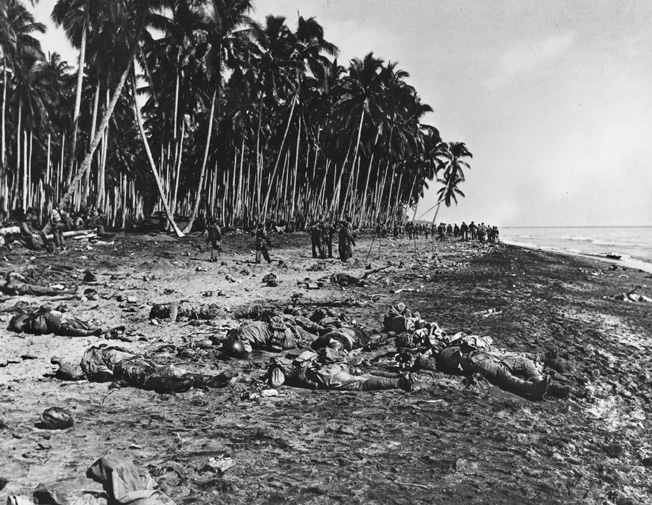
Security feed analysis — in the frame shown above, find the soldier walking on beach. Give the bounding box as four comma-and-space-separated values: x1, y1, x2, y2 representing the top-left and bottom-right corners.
338, 216, 356, 261
437, 223, 446, 241
310, 218, 323, 258
206, 218, 223, 262
321, 219, 334, 259
469, 221, 477, 240
477, 222, 486, 243
255, 223, 272, 264
460, 222, 469, 241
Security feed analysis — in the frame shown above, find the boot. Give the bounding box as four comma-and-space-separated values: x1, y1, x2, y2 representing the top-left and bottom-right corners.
496, 366, 549, 401
63, 283, 78, 295
360, 376, 403, 391
547, 382, 570, 399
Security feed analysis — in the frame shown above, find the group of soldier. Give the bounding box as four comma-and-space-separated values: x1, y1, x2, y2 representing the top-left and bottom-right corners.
2, 204, 105, 252
309, 216, 356, 262
374, 220, 500, 244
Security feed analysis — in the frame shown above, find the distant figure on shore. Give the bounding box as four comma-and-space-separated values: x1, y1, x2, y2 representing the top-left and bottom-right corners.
477, 223, 486, 243
255, 223, 272, 264
338, 216, 356, 261
437, 223, 446, 241
310, 217, 323, 258
460, 222, 469, 241
469, 221, 477, 240
206, 218, 223, 262
321, 219, 335, 259
375, 220, 386, 239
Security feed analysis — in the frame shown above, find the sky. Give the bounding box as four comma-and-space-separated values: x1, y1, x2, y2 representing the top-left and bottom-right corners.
32, 0, 652, 227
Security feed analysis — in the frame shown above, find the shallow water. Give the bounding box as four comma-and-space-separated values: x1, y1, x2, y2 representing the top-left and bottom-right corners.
501, 226, 652, 270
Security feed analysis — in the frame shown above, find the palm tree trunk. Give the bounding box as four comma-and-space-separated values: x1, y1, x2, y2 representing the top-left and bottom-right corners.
58, 133, 65, 201
182, 89, 216, 234
170, 120, 185, 219
16, 103, 21, 204
130, 74, 184, 236
1, 58, 7, 213
359, 129, 380, 225
60, 21, 145, 208
66, 9, 88, 188
23, 130, 29, 210
262, 95, 297, 219
331, 137, 354, 217
290, 116, 301, 220
391, 170, 404, 225
343, 110, 365, 215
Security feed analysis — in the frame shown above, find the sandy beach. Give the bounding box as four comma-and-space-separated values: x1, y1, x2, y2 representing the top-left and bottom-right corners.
1, 230, 651, 505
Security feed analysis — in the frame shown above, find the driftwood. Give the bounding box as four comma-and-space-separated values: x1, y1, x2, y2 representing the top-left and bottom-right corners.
0, 227, 97, 242
0, 226, 20, 236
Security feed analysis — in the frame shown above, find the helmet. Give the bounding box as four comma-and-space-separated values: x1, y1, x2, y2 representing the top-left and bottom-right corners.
225, 339, 247, 359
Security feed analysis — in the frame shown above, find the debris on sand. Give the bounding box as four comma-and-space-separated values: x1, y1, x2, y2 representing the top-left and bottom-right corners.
606, 286, 652, 303
150, 302, 224, 321
38, 407, 74, 430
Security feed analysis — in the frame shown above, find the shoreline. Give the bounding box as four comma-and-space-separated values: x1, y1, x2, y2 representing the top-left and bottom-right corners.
501, 238, 652, 274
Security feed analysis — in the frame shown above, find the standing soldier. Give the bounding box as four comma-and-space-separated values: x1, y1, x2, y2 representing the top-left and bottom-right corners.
206, 218, 223, 262
477, 222, 486, 243
460, 221, 469, 241
41, 204, 66, 250
321, 219, 334, 259
438, 222, 446, 241
338, 217, 356, 261
310, 218, 323, 258
255, 223, 272, 264
469, 221, 477, 240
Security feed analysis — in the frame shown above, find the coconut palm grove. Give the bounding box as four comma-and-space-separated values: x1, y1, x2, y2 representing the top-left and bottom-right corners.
0, 0, 472, 234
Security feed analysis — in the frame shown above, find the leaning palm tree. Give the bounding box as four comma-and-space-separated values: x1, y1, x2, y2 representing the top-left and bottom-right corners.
426, 141, 473, 225
60, 0, 187, 236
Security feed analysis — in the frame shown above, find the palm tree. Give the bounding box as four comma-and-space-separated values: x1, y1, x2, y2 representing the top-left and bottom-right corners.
332, 52, 385, 217
181, 0, 254, 233
60, 0, 186, 237
52, 0, 93, 188
427, 141, 473, 225
0, 0, 45, 213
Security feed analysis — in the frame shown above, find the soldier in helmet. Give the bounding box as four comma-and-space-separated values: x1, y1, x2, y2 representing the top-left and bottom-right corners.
310, 217, 323, 258
320, 219, 335, 259
254, 223, 272, 264
206, 217, 223, 262
41, 203, 66, 249
338, 216, 356, 261
267, 348, 413, 392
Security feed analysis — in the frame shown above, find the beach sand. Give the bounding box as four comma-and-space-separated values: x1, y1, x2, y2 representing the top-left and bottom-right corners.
1, 231, 651, 504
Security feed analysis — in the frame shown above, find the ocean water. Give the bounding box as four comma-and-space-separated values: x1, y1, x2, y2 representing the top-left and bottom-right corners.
501, 227, 652, 271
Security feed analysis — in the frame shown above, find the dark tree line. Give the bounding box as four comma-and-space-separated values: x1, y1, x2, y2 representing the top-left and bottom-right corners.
0, 0, 472, 235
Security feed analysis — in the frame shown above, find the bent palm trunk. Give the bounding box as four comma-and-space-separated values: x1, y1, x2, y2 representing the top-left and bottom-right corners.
131, 75, 184, 238
182, 89, 217, 234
